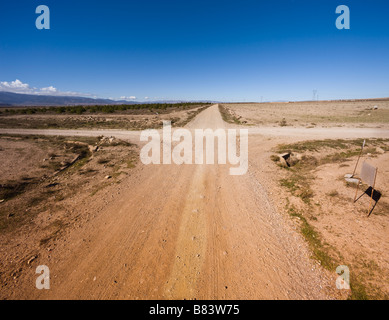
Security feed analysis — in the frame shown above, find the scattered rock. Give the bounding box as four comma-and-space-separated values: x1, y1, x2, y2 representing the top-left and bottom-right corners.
54, 155, 80, 175
88, 145, 99, 153
376, 147, 385, 154
279, 154, 290, 168
45, 183, 59, 188
293, 153, 303, 161
7, 213, 15, 218
288, 154, 300, 167
345, 177, 359, 184
105, 175, 112, 179
27, 256, 37, 265
294, 190, 303, 197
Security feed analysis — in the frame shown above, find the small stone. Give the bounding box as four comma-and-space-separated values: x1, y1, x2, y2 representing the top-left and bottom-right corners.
89, 145, 99, 152
105, 175, 112, 179
27, 256, 37, 265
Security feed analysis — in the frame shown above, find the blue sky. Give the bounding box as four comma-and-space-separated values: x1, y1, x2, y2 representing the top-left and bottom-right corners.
0, 0, 388, 102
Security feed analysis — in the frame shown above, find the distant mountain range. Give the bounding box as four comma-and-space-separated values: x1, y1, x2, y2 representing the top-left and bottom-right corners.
0, 91, 216, 107
0, 91, 135, 106
1, 91, 387, 107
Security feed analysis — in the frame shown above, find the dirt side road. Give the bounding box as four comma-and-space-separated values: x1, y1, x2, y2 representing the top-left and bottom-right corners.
1, 105, 356, 299
2, 124, 389, 140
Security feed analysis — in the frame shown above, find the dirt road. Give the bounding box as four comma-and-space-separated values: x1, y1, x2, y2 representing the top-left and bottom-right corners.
2, 105, 359, 299
2, 122, 389, 140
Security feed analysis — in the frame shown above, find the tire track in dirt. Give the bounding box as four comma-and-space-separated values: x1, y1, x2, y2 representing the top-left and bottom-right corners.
164, 164, 208, 299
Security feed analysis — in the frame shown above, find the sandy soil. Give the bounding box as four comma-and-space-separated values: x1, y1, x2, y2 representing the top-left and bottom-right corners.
1, 103, 388, 300
224, 100, 389, 129
308, 154, 389, 298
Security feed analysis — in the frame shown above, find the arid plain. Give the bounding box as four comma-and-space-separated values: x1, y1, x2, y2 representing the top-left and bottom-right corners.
1, 99, 389, 299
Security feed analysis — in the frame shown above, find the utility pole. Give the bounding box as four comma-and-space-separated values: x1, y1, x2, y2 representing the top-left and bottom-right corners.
313, 89, 317, 101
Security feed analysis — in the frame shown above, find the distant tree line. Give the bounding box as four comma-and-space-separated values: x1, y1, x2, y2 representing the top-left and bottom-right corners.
0, 102, 211, 115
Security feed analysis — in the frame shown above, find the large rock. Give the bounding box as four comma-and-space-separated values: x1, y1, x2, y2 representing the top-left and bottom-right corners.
88, 145, 99, 153
278, 152, 300, 167
345, 177, 359, 184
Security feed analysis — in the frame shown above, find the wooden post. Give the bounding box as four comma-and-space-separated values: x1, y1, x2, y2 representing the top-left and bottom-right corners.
352, 139, 365, 177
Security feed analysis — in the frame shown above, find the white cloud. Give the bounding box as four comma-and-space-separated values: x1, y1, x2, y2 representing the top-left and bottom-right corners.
0, 79, 34, 93
119, 96, 137, 101
40, 86, 57, 94
0, 79, 90, 97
